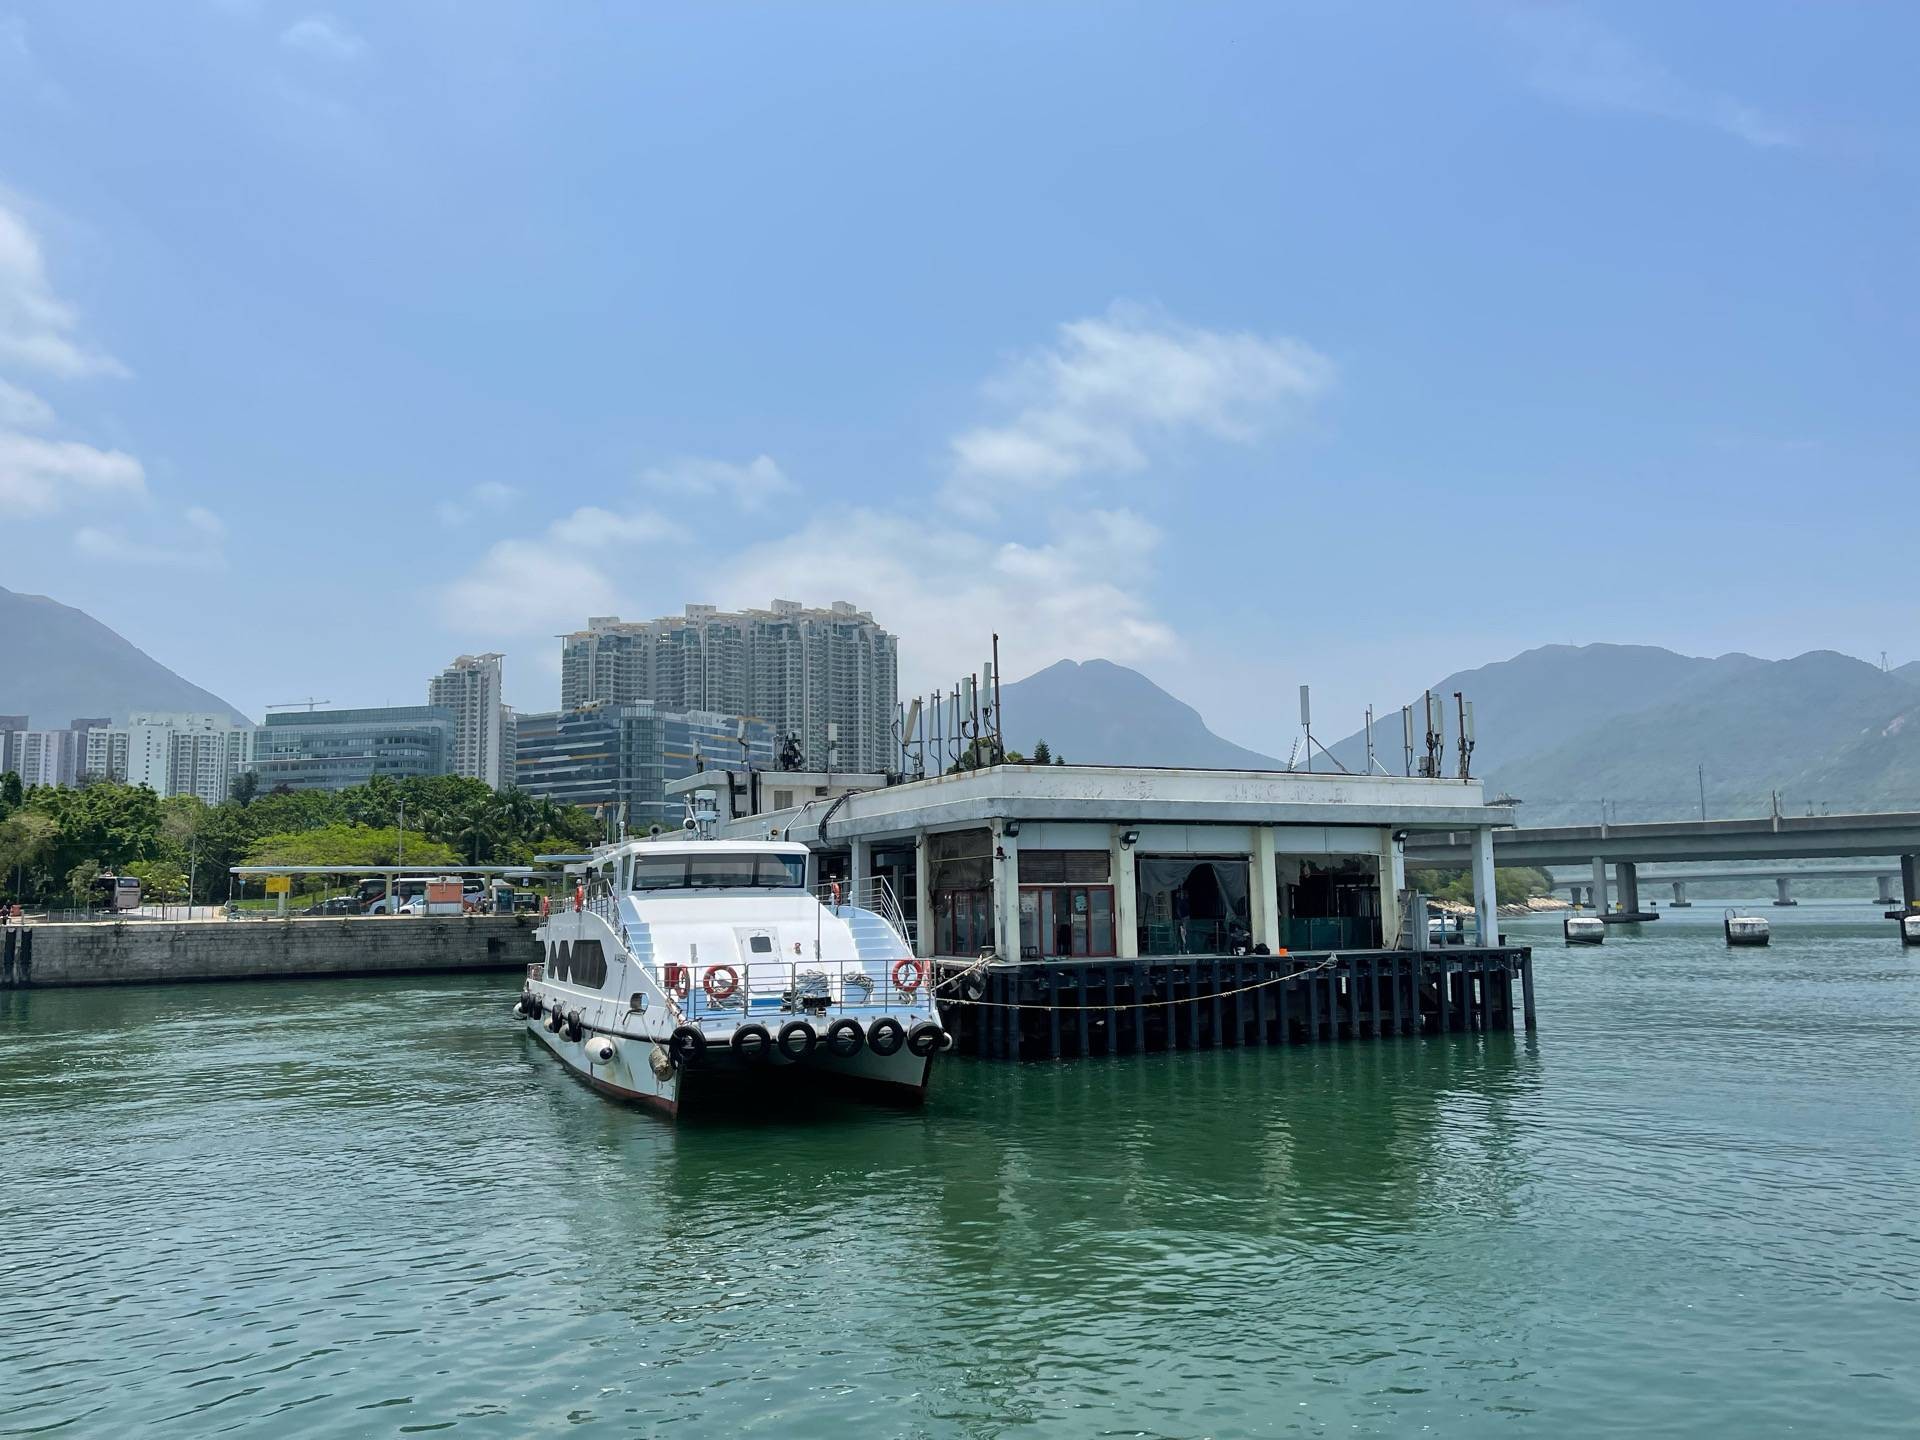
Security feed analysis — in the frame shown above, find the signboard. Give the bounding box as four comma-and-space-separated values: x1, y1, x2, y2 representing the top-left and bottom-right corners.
426, 881, 462, 907
264, 875, 292, 895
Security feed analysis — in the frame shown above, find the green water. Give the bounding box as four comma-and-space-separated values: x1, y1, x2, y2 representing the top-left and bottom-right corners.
2, 907, 1915, 1437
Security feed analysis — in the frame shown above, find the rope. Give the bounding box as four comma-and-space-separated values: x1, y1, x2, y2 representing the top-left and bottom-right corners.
930, 952, 1416, 1012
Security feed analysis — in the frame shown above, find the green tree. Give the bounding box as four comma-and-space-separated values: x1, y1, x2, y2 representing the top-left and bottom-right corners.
0, 771, 23, 818
1031, 740, 1053, 765
66, 858, 103, 908
243, 824, 460, 869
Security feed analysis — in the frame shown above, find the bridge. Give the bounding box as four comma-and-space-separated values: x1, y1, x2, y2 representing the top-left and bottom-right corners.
1405, 810, 1920, 919
1544, 864, 1903, 909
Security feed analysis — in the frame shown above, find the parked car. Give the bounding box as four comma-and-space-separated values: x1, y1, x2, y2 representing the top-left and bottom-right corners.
303, 896, 357, 916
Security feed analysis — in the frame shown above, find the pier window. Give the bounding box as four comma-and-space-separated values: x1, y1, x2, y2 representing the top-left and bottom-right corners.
1017, 850, 1115, 958
1282, 858, 1383, 950
1136, 857, 1252, 956
929, 828, 994, 957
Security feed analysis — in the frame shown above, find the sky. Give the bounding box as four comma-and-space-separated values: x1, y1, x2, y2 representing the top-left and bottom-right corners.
1, 1, 1915, 756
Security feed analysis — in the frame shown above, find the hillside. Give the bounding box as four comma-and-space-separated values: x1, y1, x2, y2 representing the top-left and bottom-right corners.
998, 659, 1283, 770
1482, 652, 1920, 821
0, 586, 250, 728
1325, 643, 1766, 776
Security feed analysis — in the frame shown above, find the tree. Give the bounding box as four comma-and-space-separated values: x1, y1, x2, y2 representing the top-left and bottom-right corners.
243, 824, 459, 870
230, 770, 259, 806
1031, 740, 1053, 765
0, 811, 58, 900
66, 859, 103, 908
0, 771, 22, 818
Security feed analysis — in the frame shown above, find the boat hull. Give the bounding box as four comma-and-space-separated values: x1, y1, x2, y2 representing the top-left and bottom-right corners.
525, 1015, 932, 1119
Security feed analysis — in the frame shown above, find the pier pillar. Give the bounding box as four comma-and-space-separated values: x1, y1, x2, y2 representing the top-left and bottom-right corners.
1903, 854, 1919, 912
1671, 881, 1691, 908
1774, 876, 1797, 907
1876, 874, 1896, 906
1616, 862, 1640, 917
1112, 826, 1140, 958
1250, 827, 1281, 954
1591, 857, 1609, 916
991, 821, 1021, 960
848, 836, 872, 890
913, 830, 933, 959
1378, 829, 1403, 949
1471, 827, 1496, 945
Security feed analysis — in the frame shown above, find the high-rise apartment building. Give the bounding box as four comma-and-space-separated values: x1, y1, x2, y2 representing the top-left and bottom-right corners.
86, 713, 253, 804
7, 728, 80, 788
559, 600, 897, 772
428, 653, 509, 788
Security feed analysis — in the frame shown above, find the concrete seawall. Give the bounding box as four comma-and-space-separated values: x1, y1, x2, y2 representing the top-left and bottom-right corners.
1, 916, 540, 989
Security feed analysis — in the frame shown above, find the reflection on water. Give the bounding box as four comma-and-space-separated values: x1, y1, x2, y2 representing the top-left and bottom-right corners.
0, 906, 1915, 1436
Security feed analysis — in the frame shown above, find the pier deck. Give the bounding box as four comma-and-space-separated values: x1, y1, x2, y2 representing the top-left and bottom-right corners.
934, 948, 1533, 1060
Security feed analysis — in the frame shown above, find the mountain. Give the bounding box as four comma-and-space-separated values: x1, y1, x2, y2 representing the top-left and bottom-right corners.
0, 586, 250, 728
1326, 643, 1767, 776
998, 659, 1284, 770
1487, 650, 1917, 822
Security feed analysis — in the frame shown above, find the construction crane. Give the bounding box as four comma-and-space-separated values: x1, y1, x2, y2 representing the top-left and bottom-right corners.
265, 699, 332, 712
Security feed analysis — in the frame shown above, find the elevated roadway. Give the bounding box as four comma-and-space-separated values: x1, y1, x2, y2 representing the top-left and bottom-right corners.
1406, 811, 1920, 918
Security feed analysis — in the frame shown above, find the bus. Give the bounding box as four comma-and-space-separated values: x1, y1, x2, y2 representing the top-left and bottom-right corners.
357, 876, 482, 915
92, 873, 143, 912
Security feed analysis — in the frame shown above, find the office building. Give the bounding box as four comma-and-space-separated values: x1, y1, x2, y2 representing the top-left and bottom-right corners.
559, 599, 897, 773
514, 702, 775, 832
250, 706, 455, 793
427, 653, 510, 789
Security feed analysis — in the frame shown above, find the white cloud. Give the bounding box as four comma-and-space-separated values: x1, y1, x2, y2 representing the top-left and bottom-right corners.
438, 505, 684, 635
640, 454, 793, 512
947, 303, 1331, 514
72, 526, 226, 572
0, 430, 145, 515
0, 202, 128, 379
280, 14, 366, 61
714, 507, 1175, 695
0, 378, 53, 428
1511, 7, 1795, 149
434, 481, 518, 527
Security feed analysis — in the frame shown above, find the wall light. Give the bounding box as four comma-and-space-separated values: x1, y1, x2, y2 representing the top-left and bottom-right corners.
1002, 820, 1021, 837
1119, 828, 1141, 849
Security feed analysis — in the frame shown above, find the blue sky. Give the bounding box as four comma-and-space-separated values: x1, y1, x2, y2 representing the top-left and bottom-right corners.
1, 1, 1914, 754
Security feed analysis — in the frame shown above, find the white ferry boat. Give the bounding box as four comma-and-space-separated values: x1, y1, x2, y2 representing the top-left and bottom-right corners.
518, 814, 948, 1118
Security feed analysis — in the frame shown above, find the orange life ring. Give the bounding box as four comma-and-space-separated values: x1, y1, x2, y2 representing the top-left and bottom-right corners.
703, 964, 740, 1002
891, 958, 923, 994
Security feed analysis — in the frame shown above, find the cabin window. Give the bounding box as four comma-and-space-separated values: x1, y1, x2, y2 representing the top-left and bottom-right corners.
569, 940, 607, 987
748, 934, 774, 954
631, 854, 807, 891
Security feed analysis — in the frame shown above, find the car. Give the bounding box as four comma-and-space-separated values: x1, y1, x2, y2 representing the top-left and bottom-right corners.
303, 896, 357, 916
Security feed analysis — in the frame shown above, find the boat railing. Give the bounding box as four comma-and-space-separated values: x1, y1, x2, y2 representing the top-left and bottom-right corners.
663, 955, 932, 1022
814, 876, 913, 948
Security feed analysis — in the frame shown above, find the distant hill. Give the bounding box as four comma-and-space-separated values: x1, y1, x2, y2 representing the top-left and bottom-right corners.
1326, 642, 1920, 824
0, 586, 250, 728
1325, 643, 1766, 776
1488, 650, 1918, 822
998, 659, 1284, 770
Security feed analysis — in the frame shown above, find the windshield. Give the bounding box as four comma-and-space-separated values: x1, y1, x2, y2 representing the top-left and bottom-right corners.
632, 853, 807, 891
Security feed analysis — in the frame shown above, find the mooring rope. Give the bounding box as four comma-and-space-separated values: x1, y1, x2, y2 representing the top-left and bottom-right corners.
929, 951, 1395, 1012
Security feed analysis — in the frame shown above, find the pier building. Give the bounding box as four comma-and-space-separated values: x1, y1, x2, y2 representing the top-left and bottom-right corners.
672, 762, 1511, 958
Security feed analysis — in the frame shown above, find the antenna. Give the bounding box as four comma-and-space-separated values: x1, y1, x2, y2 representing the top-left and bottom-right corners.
1299, 685, 1312, 774
1402, 706, 1415, 777
1455, 692, 1475, 780
1365, 706, 1377, 775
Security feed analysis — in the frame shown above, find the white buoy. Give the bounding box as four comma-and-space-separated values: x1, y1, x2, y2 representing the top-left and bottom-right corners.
585, 1036, 617, 1064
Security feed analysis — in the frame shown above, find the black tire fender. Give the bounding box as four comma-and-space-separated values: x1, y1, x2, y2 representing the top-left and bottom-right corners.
668, 1024, 707, 1065
906, 1022, 944, 1059
731, 1023, 772, 1064
866, 1017, 906, 1057
825, 1018, 864, 1058
776, 1020, 817, 1061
